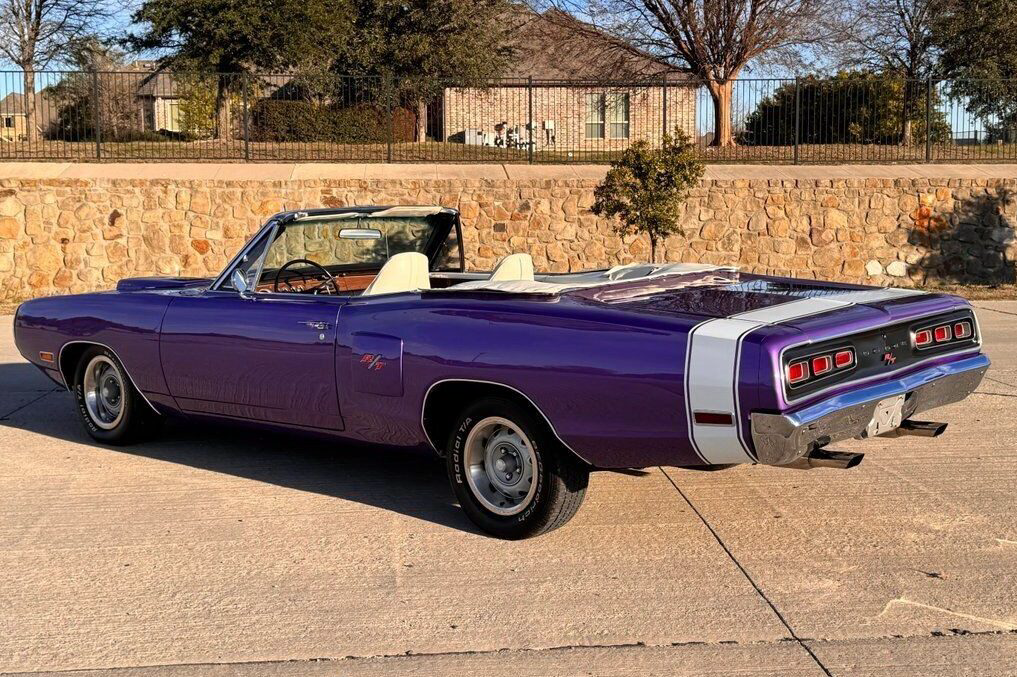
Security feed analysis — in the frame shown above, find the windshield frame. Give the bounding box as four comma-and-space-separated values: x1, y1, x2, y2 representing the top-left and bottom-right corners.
209, 206, 463, 293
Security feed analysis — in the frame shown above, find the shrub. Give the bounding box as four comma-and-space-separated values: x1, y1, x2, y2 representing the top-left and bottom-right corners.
592, 128, 705, 264
249, 99, 416, 143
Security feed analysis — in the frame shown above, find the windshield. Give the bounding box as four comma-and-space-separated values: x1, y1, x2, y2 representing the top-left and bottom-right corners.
219, 211, 452, 294
261, 215, 435, 274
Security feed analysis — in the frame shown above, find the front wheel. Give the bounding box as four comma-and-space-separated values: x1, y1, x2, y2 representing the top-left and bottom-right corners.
73, 346, 157, 444
446, 397, 589, 539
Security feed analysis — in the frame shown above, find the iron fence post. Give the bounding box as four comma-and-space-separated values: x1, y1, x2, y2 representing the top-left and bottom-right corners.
793, 77, 800, 165
662, 76, 668, 142
242, 73, 250, 162
925, 78, 933, 163
527, 76, 534, 164
91, 71, 101, 160
386, 75, 394, 164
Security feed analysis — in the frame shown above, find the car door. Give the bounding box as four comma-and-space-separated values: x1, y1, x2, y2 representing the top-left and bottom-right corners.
159, 290, 345, 430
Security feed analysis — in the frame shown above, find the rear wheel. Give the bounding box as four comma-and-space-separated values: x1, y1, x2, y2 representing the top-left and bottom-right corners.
73, 346, 157, 444
446, 397, 589, 539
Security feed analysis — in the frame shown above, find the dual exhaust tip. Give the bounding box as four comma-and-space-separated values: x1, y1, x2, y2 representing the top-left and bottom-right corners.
789, 419, 947, 470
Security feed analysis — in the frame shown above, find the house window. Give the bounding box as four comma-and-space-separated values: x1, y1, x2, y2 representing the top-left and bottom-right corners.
607, 93, 630, 139
585, 93, 630, 139
3, 117, 12, 128
585, 94, 605, 139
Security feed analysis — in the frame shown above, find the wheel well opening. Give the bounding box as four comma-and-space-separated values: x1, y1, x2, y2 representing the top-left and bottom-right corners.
422, 381, 558, 458
58, 343, 92, 389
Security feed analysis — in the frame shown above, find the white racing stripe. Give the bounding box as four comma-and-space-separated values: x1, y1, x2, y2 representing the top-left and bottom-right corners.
685, 288, 926, 464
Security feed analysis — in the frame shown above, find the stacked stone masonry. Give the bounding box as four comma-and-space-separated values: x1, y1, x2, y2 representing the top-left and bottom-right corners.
0, 173, 1014, 303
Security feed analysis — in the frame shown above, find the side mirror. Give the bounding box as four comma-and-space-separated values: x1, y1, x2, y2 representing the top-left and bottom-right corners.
231, 269, 253, 298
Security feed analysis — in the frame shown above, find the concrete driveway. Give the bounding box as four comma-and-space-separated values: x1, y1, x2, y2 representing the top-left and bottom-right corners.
1, 304, 1016, 676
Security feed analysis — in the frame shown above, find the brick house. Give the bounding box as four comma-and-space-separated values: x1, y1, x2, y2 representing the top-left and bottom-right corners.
0, 91, 56, 141
436, 7, 697, 154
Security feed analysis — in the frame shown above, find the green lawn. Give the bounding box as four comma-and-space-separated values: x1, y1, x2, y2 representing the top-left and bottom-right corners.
2, 139, 1017, 164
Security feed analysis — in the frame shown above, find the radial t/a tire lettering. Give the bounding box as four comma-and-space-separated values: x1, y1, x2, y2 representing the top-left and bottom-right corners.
446, 397, 589, 539
72, 345, 157, 445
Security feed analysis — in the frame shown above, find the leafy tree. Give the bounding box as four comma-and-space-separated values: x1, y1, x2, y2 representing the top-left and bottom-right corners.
46, 38, 145, 141
740, 71, 950, 146
834, 0, 941, 145
126, 0, 353, 140
0, 0, 111, 142
592, 129, 704, 264
333, 0, 512, 141
933, 0, 1017, 141
544, 0, 840, 147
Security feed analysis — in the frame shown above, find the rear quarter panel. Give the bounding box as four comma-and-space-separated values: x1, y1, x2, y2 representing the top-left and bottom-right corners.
336, 293, 704, 468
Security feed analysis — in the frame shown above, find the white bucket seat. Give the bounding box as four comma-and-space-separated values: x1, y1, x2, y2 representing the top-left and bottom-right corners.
362, 252, 431, 296
489, 253, 535, 282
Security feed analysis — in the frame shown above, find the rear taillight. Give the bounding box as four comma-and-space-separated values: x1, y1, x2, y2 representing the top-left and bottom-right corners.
786, 347, 856, 388
913, 319, 975, 350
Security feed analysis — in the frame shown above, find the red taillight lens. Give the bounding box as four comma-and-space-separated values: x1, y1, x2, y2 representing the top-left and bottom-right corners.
954, 321, 972, 339
788, 361, 808, 384
914, 329, 933, 347
934, 325, 952, 343
811, 355, 833, 376
834, 349, 854, 368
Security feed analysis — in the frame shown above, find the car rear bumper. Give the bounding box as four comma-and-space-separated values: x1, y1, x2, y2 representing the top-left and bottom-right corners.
750, 353, 990, 466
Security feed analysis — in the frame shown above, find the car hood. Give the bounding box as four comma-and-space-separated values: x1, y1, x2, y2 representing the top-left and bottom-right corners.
115, 276, 213, 292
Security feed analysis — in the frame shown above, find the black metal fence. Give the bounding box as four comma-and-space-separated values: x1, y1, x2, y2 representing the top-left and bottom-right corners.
1, 70, 1016, 164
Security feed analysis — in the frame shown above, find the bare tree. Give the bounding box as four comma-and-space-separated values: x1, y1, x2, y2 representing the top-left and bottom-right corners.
0, 0, 111, 142
542, 0, 837, 146
834, 0, 939, 144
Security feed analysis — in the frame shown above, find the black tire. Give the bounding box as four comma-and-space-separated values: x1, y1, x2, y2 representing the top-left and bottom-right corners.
72, 345, 157, 445
446, 397, 589, 539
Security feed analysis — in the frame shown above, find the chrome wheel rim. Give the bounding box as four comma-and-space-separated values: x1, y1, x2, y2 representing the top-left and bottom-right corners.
464, 416, 537, 516
82, 355, 125, 430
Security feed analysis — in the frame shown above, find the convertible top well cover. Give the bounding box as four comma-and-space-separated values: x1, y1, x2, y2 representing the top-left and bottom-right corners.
449, 262, 739, 297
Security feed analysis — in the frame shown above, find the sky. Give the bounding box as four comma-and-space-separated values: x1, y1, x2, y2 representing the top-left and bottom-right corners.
0, 0, 992, 139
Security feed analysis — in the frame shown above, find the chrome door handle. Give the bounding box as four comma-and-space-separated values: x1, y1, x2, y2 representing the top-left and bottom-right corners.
299, 321, 331, 330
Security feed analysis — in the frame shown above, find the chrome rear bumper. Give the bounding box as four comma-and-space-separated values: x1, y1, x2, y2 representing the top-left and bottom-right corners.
750, 354, 990, 466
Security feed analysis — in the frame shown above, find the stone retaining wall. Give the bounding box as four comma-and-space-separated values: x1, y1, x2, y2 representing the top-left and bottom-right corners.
0, 166, 1014, 302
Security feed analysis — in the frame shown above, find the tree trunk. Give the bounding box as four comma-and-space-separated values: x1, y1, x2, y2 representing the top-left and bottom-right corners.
215, 76, 233, 141
415, 99, 427, 142
901, 117, 913, 147
707, 79, 736, 147
23, 69, 39, 143
649, 234, 657, 264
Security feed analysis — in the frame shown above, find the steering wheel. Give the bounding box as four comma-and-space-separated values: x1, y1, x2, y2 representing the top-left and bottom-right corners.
273, 258, 339, 295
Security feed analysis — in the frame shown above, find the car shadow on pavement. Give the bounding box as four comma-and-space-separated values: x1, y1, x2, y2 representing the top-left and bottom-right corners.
0, 363, 481, 535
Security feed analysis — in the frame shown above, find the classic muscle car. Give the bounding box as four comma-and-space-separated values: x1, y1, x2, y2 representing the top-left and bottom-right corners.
14, 205, 990, 538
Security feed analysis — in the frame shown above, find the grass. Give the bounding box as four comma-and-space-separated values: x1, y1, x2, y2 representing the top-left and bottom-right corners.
2, 139, 1017, 164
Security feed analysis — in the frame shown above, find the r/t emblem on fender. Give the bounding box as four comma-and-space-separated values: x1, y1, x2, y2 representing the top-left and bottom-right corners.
360, 353, 387, 371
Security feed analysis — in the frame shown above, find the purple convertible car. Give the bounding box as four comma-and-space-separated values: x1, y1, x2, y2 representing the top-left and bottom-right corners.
14, 206, 989, 538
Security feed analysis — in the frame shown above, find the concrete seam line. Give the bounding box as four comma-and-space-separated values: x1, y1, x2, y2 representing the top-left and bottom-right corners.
972, 305, 1017, 318
5, 631, 1015, 675
0, 389, 60, 421
658, 466, 834, 677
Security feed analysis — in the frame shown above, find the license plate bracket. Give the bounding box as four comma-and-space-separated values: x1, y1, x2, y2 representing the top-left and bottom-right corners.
866, 394, 906, 437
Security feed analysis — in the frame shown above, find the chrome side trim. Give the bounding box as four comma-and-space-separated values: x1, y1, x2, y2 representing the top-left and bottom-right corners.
57, 341, 162, 417
420, 378, 593, 465
751, 354, 989, 465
